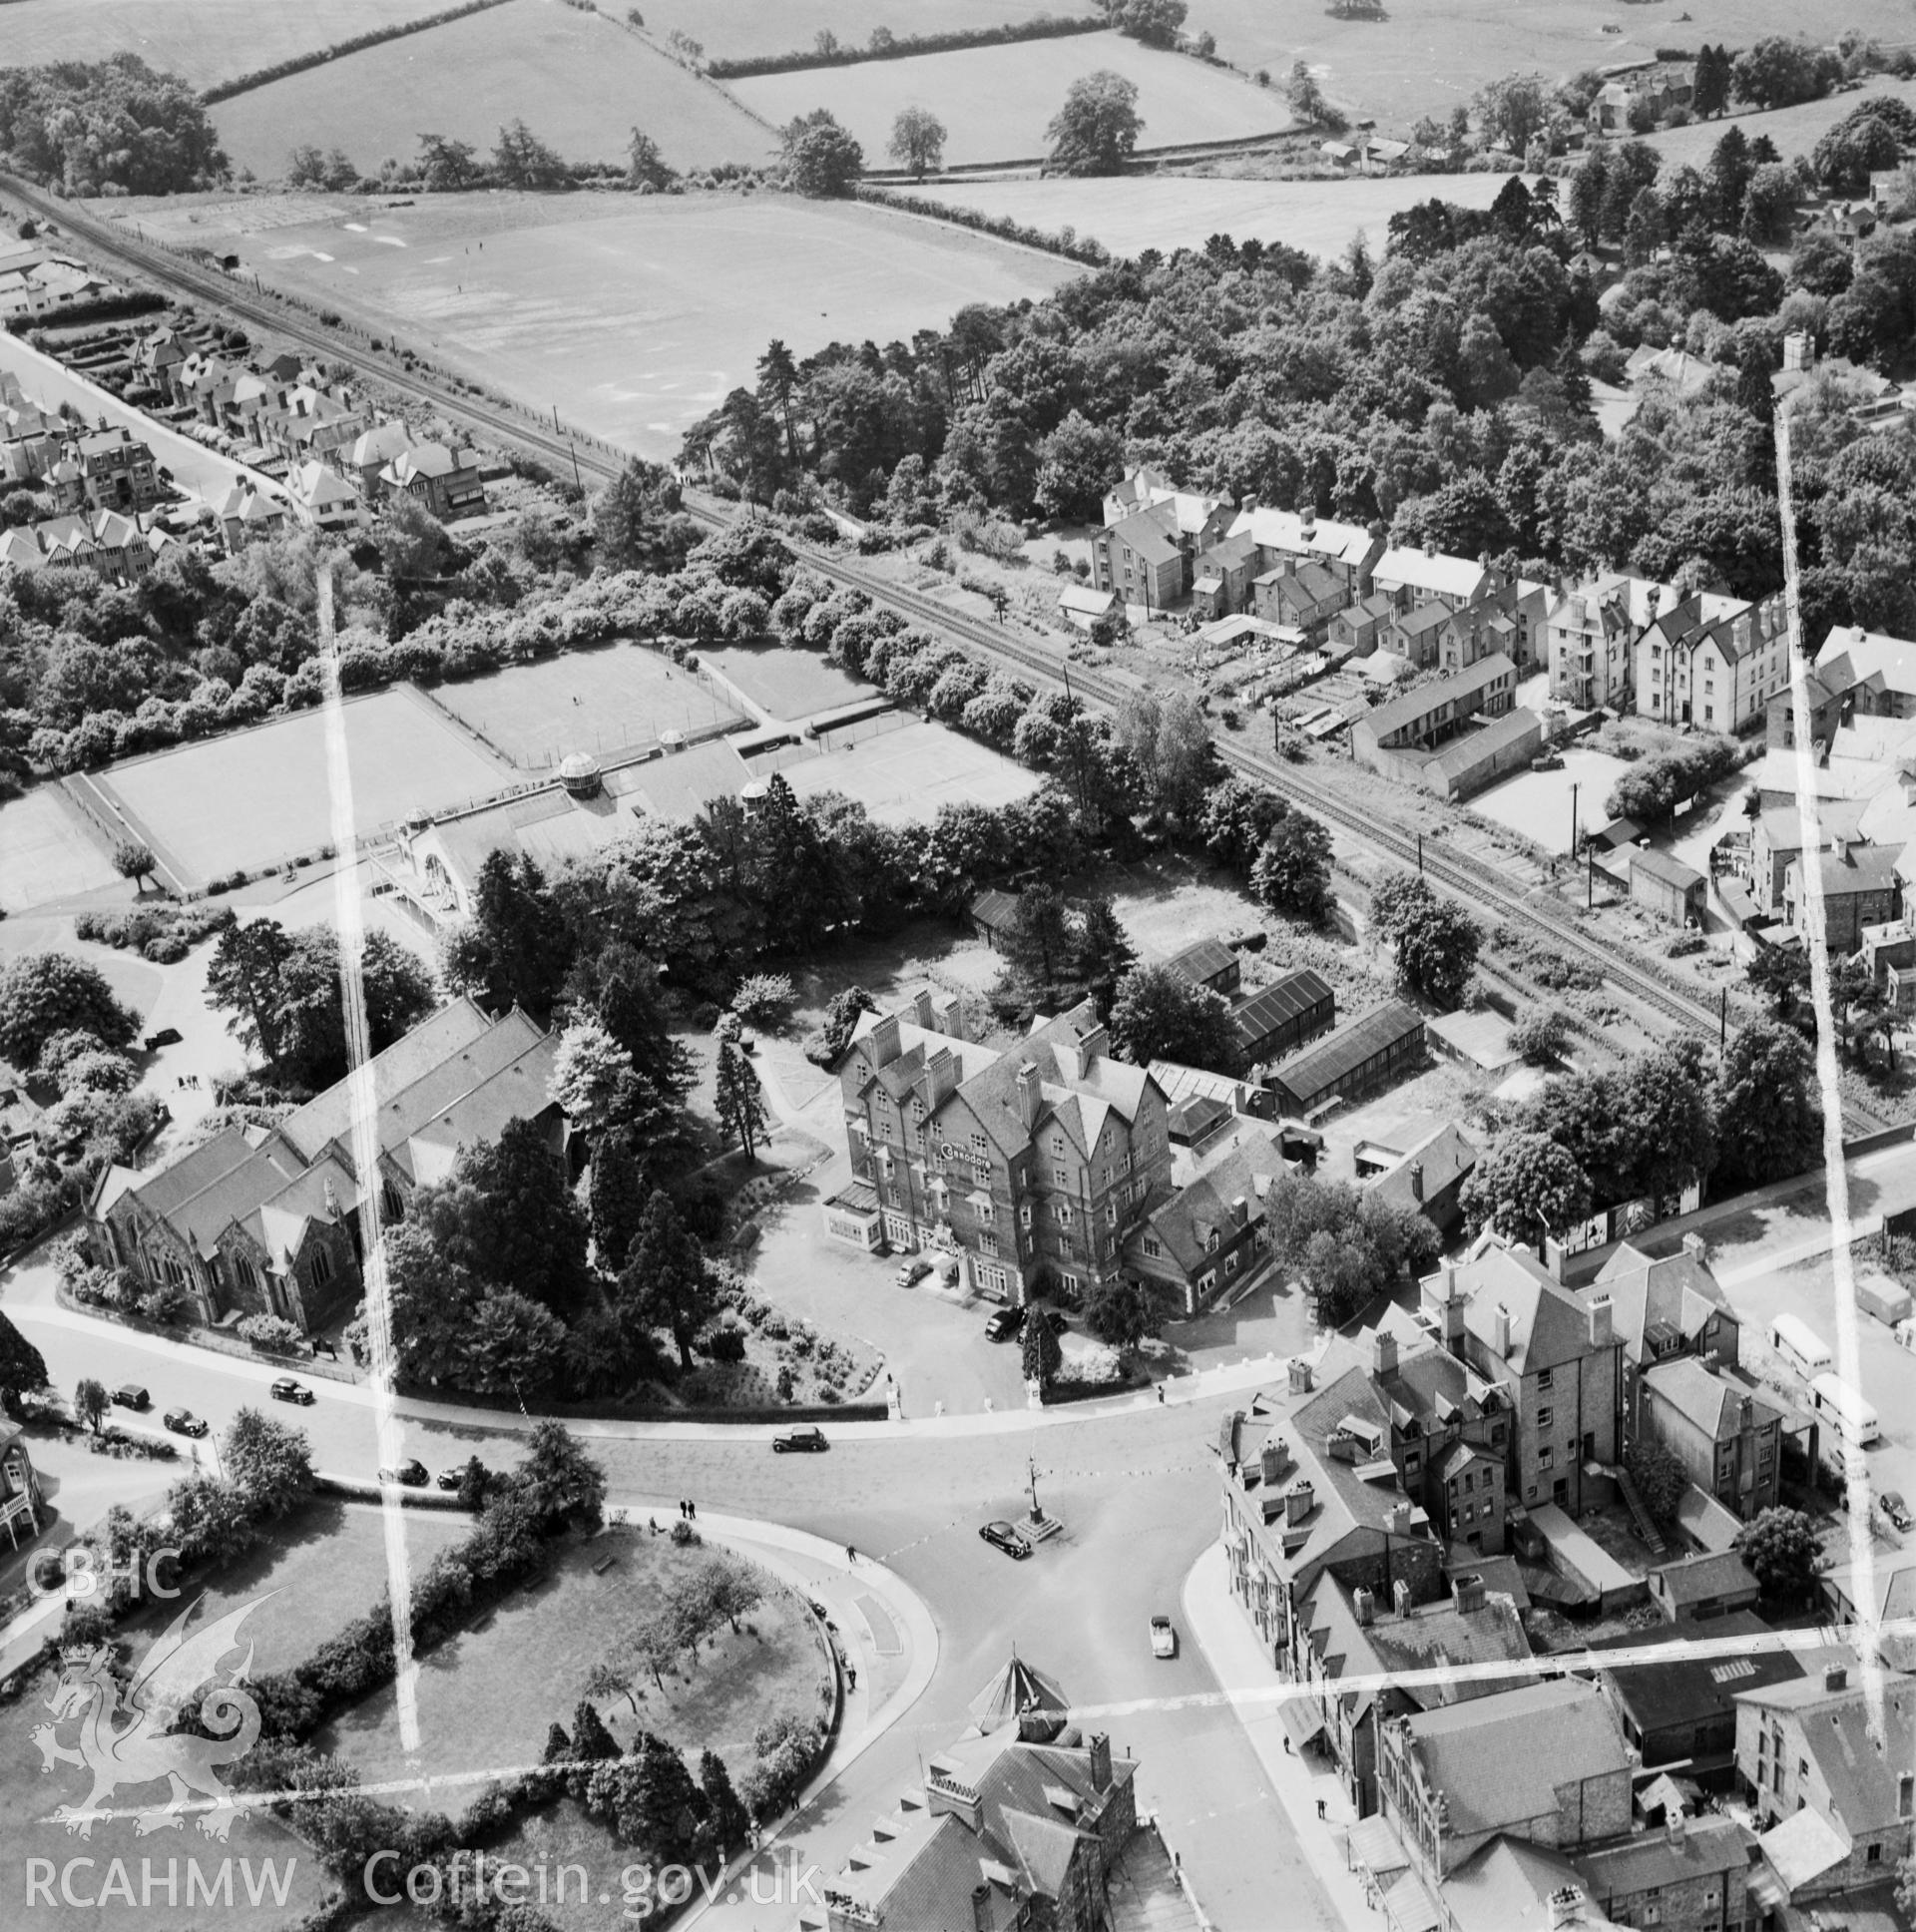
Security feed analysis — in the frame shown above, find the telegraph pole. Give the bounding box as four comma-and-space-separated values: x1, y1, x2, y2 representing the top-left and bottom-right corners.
1569, 780, 1580, 859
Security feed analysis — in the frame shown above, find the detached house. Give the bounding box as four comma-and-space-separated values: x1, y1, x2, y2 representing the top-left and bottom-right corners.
831, 992, 1172, 1303
48, 426, 161, 515
1092, 506, 1186, 612
380, 442, 487, 520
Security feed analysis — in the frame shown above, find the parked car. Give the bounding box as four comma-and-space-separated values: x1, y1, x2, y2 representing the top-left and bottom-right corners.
142, 1027, 182, 1051
1150, 1615, 1177, 1660
895, 1257, 932, 1288
435, 1467, 465, 1492
1885, 1491, 1913, 1533
111, 1383, 150, 1411
979, 1520, 1032, 1561
269, 1376, 314, 1405
984, 1306, 1026, 1343
378, 1460, 429, 1488
1035, 1306, 1069, 1335
1531, 751, 1564, 772
772, 1426, 828, 1453
162, 1407, 207, 1437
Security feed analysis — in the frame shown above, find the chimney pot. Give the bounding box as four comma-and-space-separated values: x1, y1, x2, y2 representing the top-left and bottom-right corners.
1089, 1732, 1112, 1791
1353, 1586, 1375, 1626
1259, 1441, 1284, 1486
1452, 1572, 1485, 1614
1588, 1294, 1614, 1349
1826, 1665, 1848, 1691
1372, 1329, 1399, 1379
1285, 1482, 1315, 1526
1666, 1808, 1686, 1847
1681, 1232, 1706, 1259
1409, 1160, 1424, 1203
1393, 1577, 1411, 1614
1492, 1303, 1512, 1359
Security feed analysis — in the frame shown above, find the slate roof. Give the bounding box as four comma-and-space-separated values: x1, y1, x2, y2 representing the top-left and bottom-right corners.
1631, 847, 1706, 891
1590, 1239, 1734, 1367
1816, 624, 1916, 701
1360, 654, 1516, 741
620, 737, 751, 822
1104, 504, 1182, 566
1227, 505, 1380, 572
1132, 1128, 1289, 1275
1577, 1816, 1753, 1907
1429, 708, 1540, 782
1374, 547, 1496, 601
1648, 1549, 1758, 1607
1439, 1836, 1594, 1932
1395, 1680, 1631, 1844
1593, 1610, 1803, 1734
1640, 1358, 1781, 1442
1370, 1120, 1478, 1216
1733, 1671, 1916, 1838
1787, 841, 1904, 899
1455, 1237, 1599, 1377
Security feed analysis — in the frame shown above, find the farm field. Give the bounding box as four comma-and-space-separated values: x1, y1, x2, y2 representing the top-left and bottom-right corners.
91, 686, 512, 889
1641, 77, 1916, 171
427, 645, 743, 769
0, 786, 119, 914
1191, 0, 1916, 131
215, 192, 1071, 458
729, 32, 1290, 167
908, 169, 1525, 260
0, 0, 458, 91
319, 1529, 827, 1791
639, 0, 1079, 62
768, 717, 1042, 823
212, 0, 772, 179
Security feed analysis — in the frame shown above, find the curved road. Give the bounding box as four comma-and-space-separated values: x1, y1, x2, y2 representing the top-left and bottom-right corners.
2, 1255, 1340, 1930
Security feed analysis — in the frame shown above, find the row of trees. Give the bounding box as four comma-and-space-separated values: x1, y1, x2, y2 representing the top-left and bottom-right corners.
1461, 1020, 1823, 1250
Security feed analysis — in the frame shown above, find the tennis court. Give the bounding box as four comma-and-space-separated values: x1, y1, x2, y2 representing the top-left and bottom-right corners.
93, 688, 512, 889
698, 644, 878, 724
0, 786, 120, 913
427, 645, 742, 769
771, 719, 1041, 825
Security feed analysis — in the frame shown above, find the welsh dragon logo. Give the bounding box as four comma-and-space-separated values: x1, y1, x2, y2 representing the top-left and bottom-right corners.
33, 1595, 267, 1839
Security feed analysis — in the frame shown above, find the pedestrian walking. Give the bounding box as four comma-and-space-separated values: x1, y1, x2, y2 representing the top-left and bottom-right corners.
1316, 1798, 1326, 1821
1283, 1736, 1292, 1756
846, 1545, 857, 1565
1157, 1383, 1166, 1404
678, 1500, 688, 1520
688, 1501, 697, 1521
845, 1665, 856, 1690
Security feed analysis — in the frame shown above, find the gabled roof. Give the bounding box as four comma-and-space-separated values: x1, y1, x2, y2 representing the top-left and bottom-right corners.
1576, 1816, 1753, 1908
1430, 708, 1540, 780
1132, 1129, 1289, 1275
1360, 654, 1516, 740
1370, 1120, 1478, 1215
1455, 1236, 1596, 1376
1229, 969, 1335, 1051
1228, 505, 1381, 571
1631, 847, 1705, 891
1440, 1836, 1600, 1932
1647, 1548, 1757, 1606
1733, 1671, 1916, 1839
1396, 1680, 1631, 1845
1163, 936, 1235, 986
1590, 1240, 1732, 1366
1102, 504, 1183, 566
1756, 1806, 1850, 1892
1374, 547, 1495, 601
1785, 840, 1904, 898
1268, 1001, 1424, 1107
1591, 1610, 1805, 1735
1815, 623, 1916, 700
1640, 1358, 1781, 1443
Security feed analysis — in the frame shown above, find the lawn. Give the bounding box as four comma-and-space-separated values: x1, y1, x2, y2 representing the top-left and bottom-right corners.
639, 0, 1077, 62
427, 645, 743, 769
0, 0, 460, 91
318, 1529, 829, 1798
907, 169, 1527, 260
91, 687, 513, 890
698, 644, 877, 725
0, 1500, 472, 1931
729, 31, 1290, 167
1191, 0, 1916, 132
213, 191, 1071, 459
212, 0, 772, 179
0, 785, 119, 914
770, 717, 1041, 825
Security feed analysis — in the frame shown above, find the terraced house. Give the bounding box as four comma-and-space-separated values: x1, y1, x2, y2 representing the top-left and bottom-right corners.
831, 992, 1172, 1303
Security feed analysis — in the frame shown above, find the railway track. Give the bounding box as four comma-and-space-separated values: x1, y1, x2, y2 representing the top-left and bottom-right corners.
22, 173, 1891, 1122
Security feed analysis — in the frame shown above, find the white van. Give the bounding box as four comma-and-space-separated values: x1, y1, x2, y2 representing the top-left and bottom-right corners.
1771, 1313, 1834, 1381
1810, 1372, 1881, 1448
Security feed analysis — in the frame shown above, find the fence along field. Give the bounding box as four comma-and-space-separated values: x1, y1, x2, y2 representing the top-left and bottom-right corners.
0, 0, 464, 91
636, 0, 1079, 62
728, 31, 1289, 168
210, 0, 772, 178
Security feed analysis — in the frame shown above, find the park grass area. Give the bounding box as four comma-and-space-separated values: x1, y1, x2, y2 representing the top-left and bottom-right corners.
0, 0, 459, 91
0, 1501, 473, 1931
425, 645, 743, 769
697, 644, 878, 725
729, 31, 1288, 167
1190, 0, 1916, 131
318, 1528, 828, 1794
0, 785, 120, 913
1643, 76, 1916, 170
90, 687, 512, 891
769, 717, 1042, 824
215, 191, 1070, 460
211, 0, 772, 179
908, 169, 1525, 260
640, 0, 1077, 61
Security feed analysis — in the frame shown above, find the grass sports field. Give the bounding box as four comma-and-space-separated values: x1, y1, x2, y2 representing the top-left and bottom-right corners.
427, 644, 743, 768
730, 31, 1289, 167
218, 191, 1070, 458
213, 0, 771, 179
92, 687, 511, 888
908, 170, 1526, 262
771, 717, 1041, 824
697, 643, 877, 724
0, 0, 457, 90
1193, 0, 1916, 131
0, 786, 120, 913
318, 1530, 826, 1793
